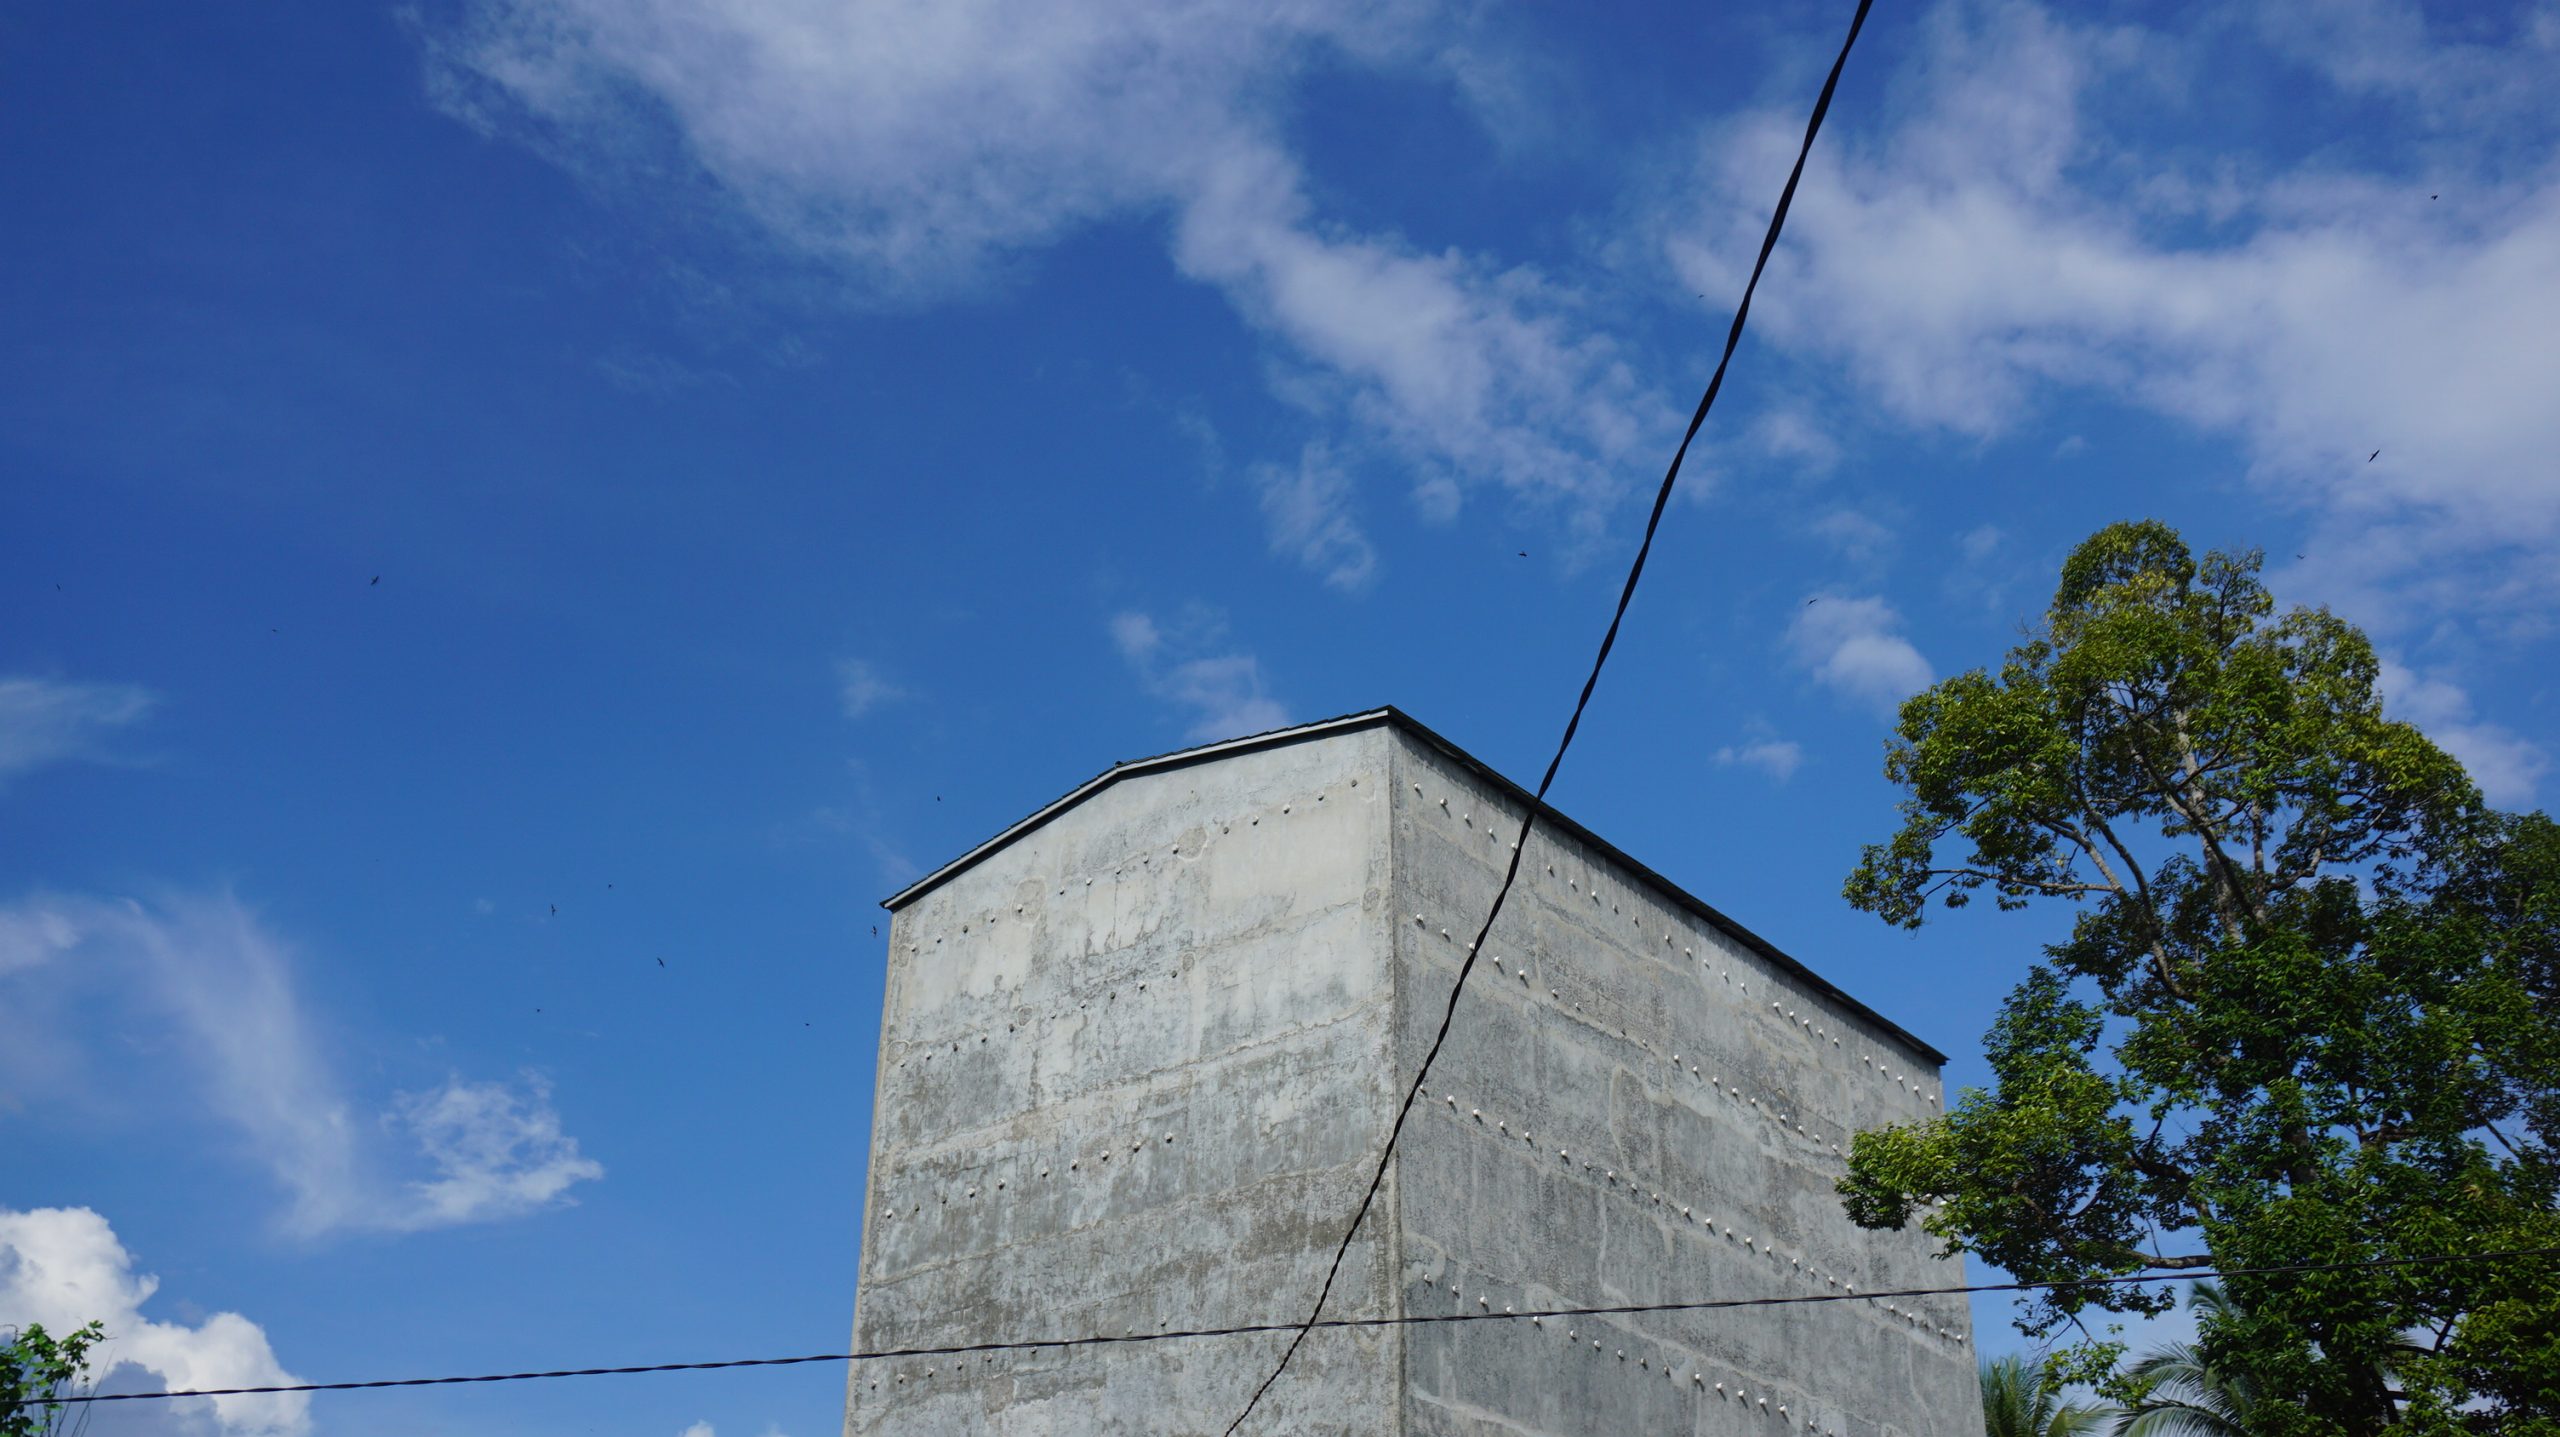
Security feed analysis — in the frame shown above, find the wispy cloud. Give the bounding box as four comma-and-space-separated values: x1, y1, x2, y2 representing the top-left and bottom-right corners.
1785, 594, 1936, 713
1110, 606, 1289, 742
1809, 508, 1896, 566
1251, 443, 1377, 591
1, 1205, 308, 1436
808, 758, 922, 893
0, 675, 156, 786
425, 0, 1659, 562
836, 659, 907, 719
390, 1074, 606, 1230
1713, 739, 1805, 783
2378, 658, 2548, 806
1665, 0, 2560, 631
0, 891, 602, 1236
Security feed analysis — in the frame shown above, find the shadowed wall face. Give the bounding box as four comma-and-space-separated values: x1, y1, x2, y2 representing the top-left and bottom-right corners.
1386, 729, 1978, 1436
849, 716, 1977, 1435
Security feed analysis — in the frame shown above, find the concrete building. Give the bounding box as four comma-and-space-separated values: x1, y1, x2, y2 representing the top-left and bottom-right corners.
848, 709, 1980, 1436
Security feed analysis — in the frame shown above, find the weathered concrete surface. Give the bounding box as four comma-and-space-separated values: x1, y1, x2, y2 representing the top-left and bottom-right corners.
849, 712, 1978, 1436
1386, 727, 1978, 1437
849, 727, 1404, 1435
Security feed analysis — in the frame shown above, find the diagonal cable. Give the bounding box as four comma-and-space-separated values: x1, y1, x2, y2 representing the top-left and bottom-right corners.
1217, 2, 1876, 1430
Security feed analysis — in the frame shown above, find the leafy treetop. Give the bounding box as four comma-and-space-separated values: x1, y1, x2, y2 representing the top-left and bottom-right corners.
2, 1320, 104, 1437
1835, 521, 2559, 1435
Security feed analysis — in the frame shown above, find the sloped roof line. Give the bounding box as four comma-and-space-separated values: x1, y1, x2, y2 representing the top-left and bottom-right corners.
881, 706, 1946, 1065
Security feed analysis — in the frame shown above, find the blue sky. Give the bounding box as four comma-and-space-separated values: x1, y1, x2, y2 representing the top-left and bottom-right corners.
4, 0, 2556, 1432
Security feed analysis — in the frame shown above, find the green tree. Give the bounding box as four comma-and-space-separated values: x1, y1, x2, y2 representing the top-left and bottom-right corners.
1833, 521, 2560, 1435
1982, 1351, 2115, 1437
1, 1320, 103, 1437
2118, 1284, 2263, 1436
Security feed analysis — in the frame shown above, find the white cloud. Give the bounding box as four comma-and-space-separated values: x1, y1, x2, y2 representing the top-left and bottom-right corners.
1785, 594, 1936, 712
426, 0, 1657, 557
1749, 408, 1843, 474
0, 675, 156, 786
1664, 0, 2560, 630
1713, 739, 1805, 782
1959, 524, 2004, 563
2377, 658, 2548, 806
1107, 612, 1162, 665
836, 659, 906, 719
391, 1075, 606, 1230
1108, 607, 1289, 742
0, 892, 602, 1236
679, 1425, 716, 1437
2251, 0, 2560, 128
1251, 444, 1377, 591
1810, 508, 1896, 565
0, 1205, 309, 1437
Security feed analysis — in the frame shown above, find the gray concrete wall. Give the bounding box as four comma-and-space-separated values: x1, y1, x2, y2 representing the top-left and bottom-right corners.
848, 728, 1406, 1435
849, 715, 1978, 1436
1385, 728, 1979, 1437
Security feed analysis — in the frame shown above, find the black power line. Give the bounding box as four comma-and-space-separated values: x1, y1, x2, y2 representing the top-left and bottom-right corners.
48, 1247, 2560, 1409
1217, 0, 1878, 1430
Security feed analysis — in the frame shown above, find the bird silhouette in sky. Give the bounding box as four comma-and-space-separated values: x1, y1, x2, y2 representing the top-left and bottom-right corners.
1805, 597, 1820, 605
2369, 450, 2381, 462
549, 904, 557, 916
1516, 550, 1528, 557
370, 576, 380, 586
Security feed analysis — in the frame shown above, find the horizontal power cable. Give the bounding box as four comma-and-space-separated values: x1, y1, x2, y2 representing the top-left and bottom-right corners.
51, 1245, 2560, 1408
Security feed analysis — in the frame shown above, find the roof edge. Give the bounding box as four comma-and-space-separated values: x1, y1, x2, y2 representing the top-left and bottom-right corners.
880, 708, 1400, 912
881, 706, 1948, 1066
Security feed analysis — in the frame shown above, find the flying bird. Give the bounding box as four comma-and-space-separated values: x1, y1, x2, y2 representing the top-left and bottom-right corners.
1516, 551, 1528, 557
656, 956, 665, 967
2369, 450, 2381, 462
370, 576, 380, 586
1805, 597, 1820, 605
549, 904, 557, 916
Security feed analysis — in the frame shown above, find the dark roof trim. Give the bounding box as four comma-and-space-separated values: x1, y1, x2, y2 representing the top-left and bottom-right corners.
883, 706, 1947, 1066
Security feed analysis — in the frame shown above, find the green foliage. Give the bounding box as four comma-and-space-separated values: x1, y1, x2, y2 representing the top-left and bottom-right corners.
1838, 521, 2560, 1435
1981, 1351, 2116, 1437
2118, 1285, 2265, 1436
1, 1321, 103, 1437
